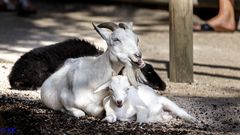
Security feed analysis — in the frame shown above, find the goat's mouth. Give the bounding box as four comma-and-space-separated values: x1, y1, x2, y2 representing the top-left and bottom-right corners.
116, 103, 123, 108
129, 57, 145, 69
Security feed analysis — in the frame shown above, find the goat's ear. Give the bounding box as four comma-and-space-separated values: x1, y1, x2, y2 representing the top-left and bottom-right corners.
127, 22, 133, 30
92, 22, 111, 42
94, 81, 111, 93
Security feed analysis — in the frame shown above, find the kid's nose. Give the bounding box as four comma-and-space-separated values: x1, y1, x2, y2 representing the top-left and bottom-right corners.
117, 100, 122, 105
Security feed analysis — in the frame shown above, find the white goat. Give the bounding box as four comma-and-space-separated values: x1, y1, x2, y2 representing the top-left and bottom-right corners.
41, 22, 145, 117
95, 75, 196, 123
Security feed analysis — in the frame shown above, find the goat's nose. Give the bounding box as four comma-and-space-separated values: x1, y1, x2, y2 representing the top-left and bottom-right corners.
117, 100, 122, 105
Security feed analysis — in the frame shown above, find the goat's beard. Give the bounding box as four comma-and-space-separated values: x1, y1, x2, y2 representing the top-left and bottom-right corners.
110, 53, 146, 86
122, 65, 148, 87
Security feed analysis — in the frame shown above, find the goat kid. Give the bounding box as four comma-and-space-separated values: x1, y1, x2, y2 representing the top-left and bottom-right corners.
95, 75, 196, 123
41, 22, 145, 117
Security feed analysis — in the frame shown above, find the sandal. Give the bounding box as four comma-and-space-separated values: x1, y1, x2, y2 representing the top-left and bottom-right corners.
194, 23, 214, 32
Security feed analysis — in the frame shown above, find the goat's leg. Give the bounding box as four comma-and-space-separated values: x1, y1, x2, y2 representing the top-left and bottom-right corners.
103, 114, 117, 123
147, 104, 164, 123
135, 105, 149, 123
65, 107, 86, 117
85, 103, 104, 117
155, 111, 173, 123
102, 96, 117, 123
159, 97, 196, 123
59, 88, 86, 117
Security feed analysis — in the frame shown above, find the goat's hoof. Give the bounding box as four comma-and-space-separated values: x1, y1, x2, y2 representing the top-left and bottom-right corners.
162, 113, 173, 121
102, 115, 116, 123
73, 111, 86, 118
190, 117, 197, 123
66, 108, 86, 118
185, 115, 197, 124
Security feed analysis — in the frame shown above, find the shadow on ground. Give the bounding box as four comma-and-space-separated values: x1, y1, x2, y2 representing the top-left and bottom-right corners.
0, 95, 239, 134
0, 1, 169, 57
145, 59, 240, 81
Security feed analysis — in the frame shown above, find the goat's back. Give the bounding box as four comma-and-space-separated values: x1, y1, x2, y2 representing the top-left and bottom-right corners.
129, 85, 159, 107
8, 38, 102, 90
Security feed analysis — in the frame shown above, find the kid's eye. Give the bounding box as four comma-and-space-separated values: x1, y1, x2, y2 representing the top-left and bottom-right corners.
109, 89, 113, 93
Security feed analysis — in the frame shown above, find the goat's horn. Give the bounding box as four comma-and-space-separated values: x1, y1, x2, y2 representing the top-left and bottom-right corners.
97, 22, 118, 31
119, 23, 128, 29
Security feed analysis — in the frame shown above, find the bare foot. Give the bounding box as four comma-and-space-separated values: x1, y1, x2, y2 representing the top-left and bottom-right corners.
207, 13, 236, 32
194, 13, 236, 32
194, 0, 236, 32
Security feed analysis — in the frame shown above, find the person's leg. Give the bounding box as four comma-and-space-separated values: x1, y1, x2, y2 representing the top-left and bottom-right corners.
17, 0, 36, 16
19, 0, 28, 7
0, 0, 5, 10
0, 0, 4, 4
195, 0, 236, 32
0, 0, 17, 11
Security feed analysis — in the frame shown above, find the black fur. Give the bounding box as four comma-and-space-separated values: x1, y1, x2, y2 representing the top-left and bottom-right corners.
140, 64, 166, 90
9, 38, 166, 90
9, 39, 102, 90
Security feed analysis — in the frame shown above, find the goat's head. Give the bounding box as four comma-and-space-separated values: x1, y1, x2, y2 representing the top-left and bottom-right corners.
109, 75, 130, 107
140, 63, 166, 91
93, 22, 145, 68
94, 75, 130, 108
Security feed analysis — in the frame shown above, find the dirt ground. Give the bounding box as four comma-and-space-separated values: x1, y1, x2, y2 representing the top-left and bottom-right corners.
0, 1, 240, 135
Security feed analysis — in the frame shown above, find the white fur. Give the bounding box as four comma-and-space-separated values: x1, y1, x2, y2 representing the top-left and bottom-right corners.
41, 22, 145, 117
97, 75, 196, 123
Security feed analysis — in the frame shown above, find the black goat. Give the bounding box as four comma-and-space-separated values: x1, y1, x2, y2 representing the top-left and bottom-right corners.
140, 64, 166, 90
9, 39, 102, 90
9, 38, 166, 90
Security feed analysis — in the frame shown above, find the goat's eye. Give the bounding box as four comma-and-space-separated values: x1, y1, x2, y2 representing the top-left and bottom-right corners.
113, 38, 121, 43
109, 89, 113, 94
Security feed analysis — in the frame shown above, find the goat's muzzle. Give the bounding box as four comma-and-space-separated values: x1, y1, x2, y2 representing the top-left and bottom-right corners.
129, 55, 145, 69
116, 100, 123, 108
137, 59, 145, 68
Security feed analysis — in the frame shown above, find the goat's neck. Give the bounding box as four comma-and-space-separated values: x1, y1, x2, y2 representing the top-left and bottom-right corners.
101, 49, 124, 75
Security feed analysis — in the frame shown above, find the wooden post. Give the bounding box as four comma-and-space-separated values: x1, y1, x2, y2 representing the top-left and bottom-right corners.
169, 0, 193, 83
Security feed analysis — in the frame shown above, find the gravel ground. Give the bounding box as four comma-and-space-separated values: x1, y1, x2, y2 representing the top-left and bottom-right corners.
0, 1, 240, 135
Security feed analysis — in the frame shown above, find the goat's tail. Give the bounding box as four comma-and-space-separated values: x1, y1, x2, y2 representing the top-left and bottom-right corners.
158, 97, 196, 123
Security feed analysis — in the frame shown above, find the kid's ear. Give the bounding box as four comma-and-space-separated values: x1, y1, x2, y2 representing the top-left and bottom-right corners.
92, 23, 111, 42
94, 81, 111, 93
